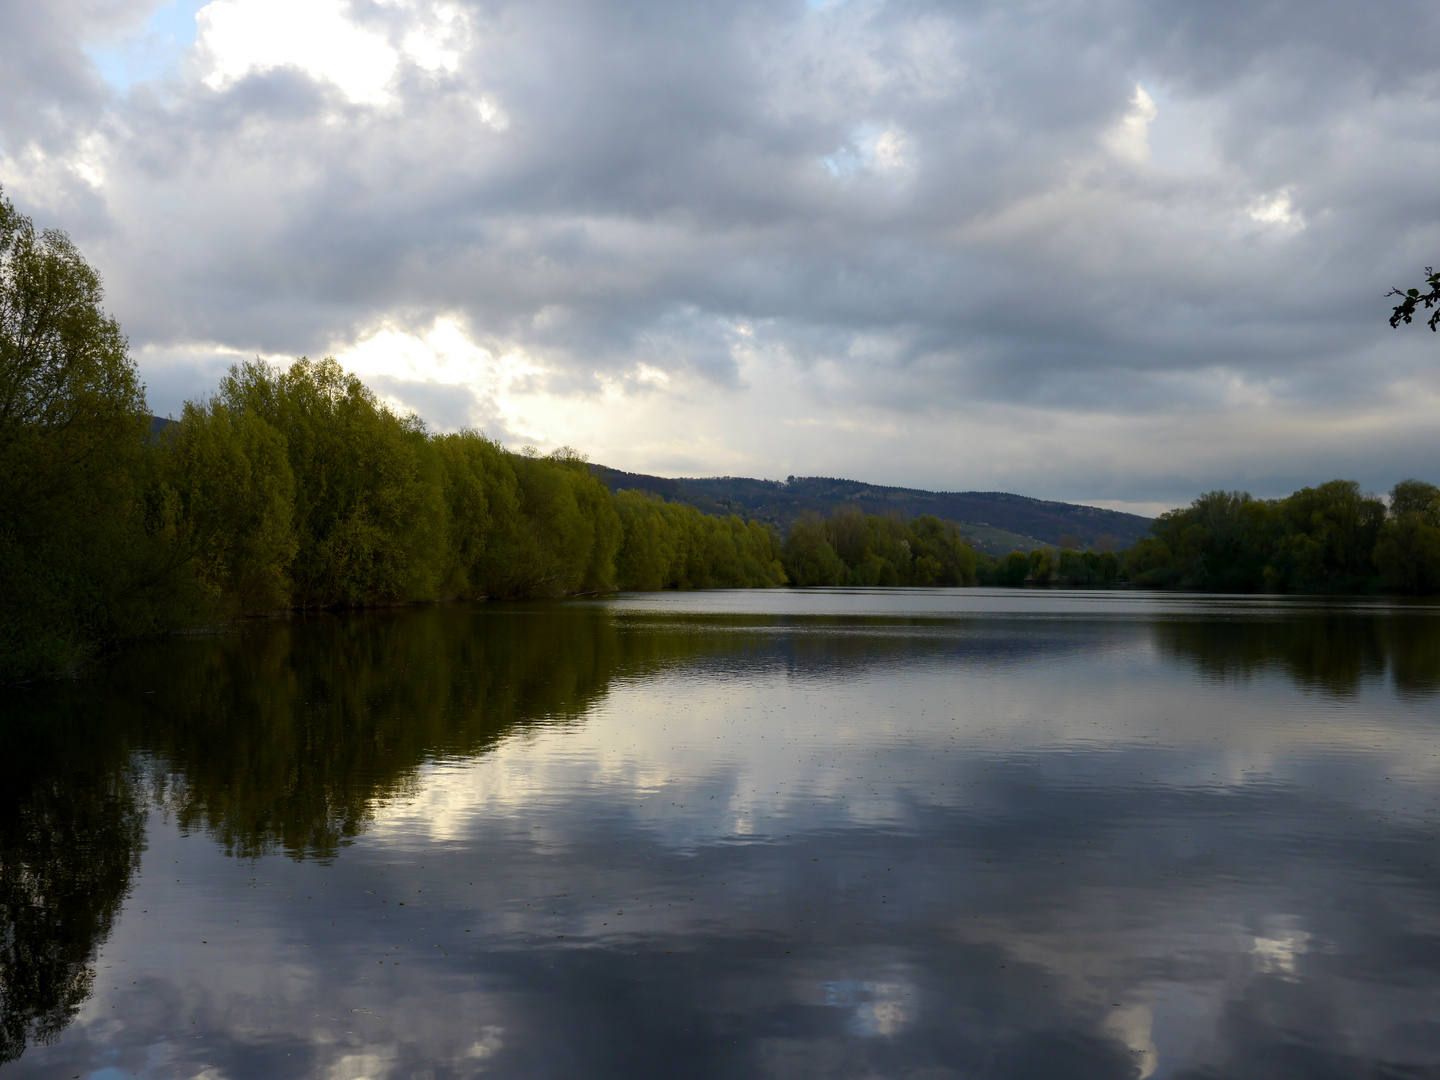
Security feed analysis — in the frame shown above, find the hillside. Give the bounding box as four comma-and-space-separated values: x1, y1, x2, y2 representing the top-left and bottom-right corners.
593, 469, 1153, 555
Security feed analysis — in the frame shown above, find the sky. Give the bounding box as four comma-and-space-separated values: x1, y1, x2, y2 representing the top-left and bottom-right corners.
2, 0, 1439, 515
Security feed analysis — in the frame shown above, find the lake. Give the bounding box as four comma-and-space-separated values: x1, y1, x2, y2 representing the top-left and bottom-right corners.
4, 589, 1440, 1079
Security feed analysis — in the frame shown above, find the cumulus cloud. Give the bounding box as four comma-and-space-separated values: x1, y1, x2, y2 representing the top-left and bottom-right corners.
2, 0, 1440, 505
196, 0, 402, 103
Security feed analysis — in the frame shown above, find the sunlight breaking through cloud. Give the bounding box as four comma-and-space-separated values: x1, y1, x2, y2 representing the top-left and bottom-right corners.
197, 0, 397, 104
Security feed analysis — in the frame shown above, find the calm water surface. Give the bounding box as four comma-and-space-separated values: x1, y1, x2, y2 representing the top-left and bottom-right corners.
5, 589, 1440, 1078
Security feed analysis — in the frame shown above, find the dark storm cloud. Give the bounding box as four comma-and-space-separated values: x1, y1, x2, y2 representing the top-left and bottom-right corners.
3, 0, 1440, 498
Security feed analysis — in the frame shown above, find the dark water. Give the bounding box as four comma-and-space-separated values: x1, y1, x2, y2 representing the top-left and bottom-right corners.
5, 589, 1440, 1079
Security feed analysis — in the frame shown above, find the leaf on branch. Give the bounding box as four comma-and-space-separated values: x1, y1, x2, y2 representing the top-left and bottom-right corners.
1388, 267, 1440, 331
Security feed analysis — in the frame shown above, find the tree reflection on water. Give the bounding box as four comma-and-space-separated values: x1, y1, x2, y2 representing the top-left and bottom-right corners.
1151, 608, 1440, 697
2, 598, 1439, 1069
0, 709, 142, 1064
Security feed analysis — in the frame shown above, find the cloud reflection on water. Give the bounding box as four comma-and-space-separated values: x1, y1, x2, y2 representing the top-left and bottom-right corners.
3, 591, 1440, 1077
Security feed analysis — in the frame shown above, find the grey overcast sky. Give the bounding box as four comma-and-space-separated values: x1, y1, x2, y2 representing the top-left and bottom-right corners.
3, 0, 1439, 513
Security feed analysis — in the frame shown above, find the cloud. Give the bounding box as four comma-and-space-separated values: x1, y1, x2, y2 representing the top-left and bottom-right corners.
3, 0, 1440, 505
1248, 186, 1304, 232
196, 0, 401, 104
1104, 84, 1158, 164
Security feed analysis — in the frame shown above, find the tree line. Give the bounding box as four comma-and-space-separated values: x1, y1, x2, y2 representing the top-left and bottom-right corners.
0, 187, 801, 679
0, 345, 794, 680
7, 190, 1440, 681
963, 480, 1438, 594
781, 508, 978, 586
1121, 480, 1440, 595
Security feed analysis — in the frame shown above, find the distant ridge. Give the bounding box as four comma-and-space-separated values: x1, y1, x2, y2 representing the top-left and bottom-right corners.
593, 469, 1152, 555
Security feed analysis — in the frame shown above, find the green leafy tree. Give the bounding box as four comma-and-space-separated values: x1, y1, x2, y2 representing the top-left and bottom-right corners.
442, 433, 532, 598
0, 188, 167, 677
1028, 547, 1056, 585
215, 358, 446, 607
781, 508, 975, 588
1056, 548, 1087, 583
1266, 480, 1384, 593
613, 490, 679, 589
782, 514, 848, 586
431, 430, 508, 598
1374, 480, 1440, 595
1122, 537, 1173, 586
734, 518, 788, 586
155, 398, 297, 613
1123, 481, 1397, 594
999, 550, 1031, 585
477, 447, 620, 597
907, 515, 977, 585
1145, 490, 1279, 591
853, 515, 909, 586
613, 492, 784, 590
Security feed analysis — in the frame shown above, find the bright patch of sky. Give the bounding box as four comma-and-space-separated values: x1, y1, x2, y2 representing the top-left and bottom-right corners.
822, 124, 910, 178
1248, 187, 1305, 232
1104, 84, 1158, 164
197, 0, 400, 104
88, 1, 207, 91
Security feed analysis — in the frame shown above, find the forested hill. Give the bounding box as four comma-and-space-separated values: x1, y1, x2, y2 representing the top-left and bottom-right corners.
592, 469, 1152, 553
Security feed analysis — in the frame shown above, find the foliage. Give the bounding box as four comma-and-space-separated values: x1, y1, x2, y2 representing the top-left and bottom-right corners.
1113, 481, 1420, 594
215, 358, 447, 607
1133, 490, 1281, 590
1028, 547, 1055, 586
614, 490, 786, 589
1373, 480, 1440, 595
0, 187, 185, 679
503, 447, 622, 597
155, 397, 297, 613
1388, 267, 1440, 333
975, 545, 1122, 587
1266, 481, 1385, 593
981, 480, 1430, 595
431, 429, 505, 597
779, 508, 976, 587
995, 550, 1031, 586
1056, 548, 1122, 586
780, 513, 848, 586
